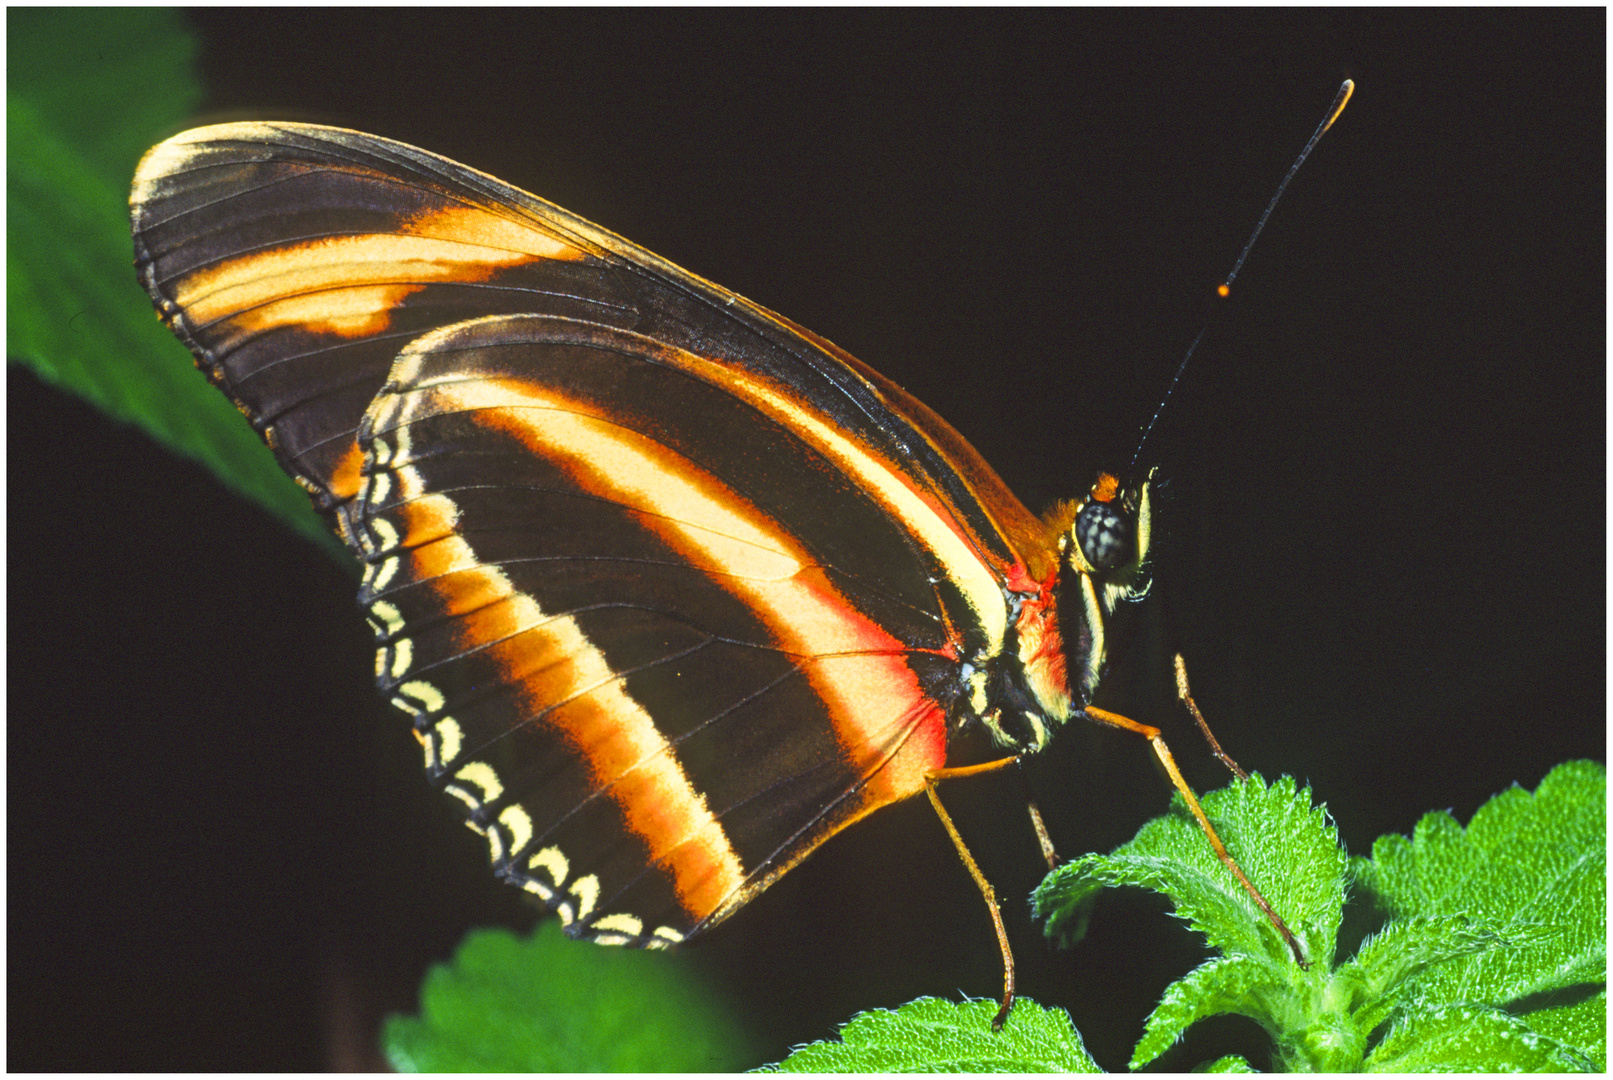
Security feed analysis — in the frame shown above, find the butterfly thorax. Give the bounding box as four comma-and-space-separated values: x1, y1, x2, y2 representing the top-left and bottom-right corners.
973, 473, 1153, 754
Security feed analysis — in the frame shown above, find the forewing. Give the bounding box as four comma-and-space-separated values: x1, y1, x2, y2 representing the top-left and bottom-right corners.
131, 122, 1044, 572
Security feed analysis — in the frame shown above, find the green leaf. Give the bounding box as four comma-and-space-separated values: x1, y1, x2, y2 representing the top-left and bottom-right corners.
383, 921, 760, 1072
1037, 874, 1100, 949
8, 8, 201, 185
1338, 915, 1536, 1036
1130, 954, 1278, 1069
1033, 768, 1602, 1071
1034, 776, 1359, 1069
1034, 775, 1345, 972
1352, 761, 1606, 1068
760, 997, 1101, 1073
1366, 1003, 1594, 1072
7, 8, 341, 556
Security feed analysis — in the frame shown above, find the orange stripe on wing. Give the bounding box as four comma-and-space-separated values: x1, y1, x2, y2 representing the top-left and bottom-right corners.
672, 351, 1010, 651
169, 205, 586, 337
324, 436, 369, 503
417, 372, 949, 807
366, 479, 747, 924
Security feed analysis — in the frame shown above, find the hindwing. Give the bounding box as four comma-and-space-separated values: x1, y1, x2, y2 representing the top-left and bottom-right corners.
355, 314, 979, 941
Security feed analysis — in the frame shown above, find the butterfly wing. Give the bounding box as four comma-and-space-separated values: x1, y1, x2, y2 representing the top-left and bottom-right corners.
131, 123, 1048, 571
358, 314, 968, 942
132, 123, 1057, 943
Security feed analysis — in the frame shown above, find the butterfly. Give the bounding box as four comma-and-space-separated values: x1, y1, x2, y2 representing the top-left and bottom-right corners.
131, 123, 1297, 1025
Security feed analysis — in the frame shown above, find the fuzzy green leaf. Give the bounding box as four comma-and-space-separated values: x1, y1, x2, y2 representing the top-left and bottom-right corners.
1038, 875, 1101, 949
1035, 776, 1363, 1070
760, 997, 1101, 1073
1366, 1003, 1594, 1072
8, 8, 342, 557
1204, 1054, 1258, 1072
1130, 954, 1277, 1069
1034, 775, 1345, 971
1352, 761, 1606, 1067
1035, 768, 1604, 1071
384, 921, 759, 1072
1339, 915, 1536, 1036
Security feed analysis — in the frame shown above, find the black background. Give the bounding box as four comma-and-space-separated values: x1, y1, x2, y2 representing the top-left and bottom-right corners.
11, 9, 1603, 1071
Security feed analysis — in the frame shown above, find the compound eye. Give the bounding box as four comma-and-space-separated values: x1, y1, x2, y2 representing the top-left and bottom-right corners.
1074, 499, 1132, 571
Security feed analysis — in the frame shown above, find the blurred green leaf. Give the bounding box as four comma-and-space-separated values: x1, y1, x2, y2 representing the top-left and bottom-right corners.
760, 997, 1101, 1073
384, 921, 761, 1072
7, 8, 340, 555
9, 8, 202, 185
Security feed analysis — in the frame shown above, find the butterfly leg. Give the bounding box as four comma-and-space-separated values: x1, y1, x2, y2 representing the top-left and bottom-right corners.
1173, 653, 1248, 781
923, 756, 1023, 1031
1026, 799, 1060, 871
1081, 705, 1309, 968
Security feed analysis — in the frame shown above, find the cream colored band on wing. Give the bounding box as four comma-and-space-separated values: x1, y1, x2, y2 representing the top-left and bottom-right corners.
370, 478, 746, 923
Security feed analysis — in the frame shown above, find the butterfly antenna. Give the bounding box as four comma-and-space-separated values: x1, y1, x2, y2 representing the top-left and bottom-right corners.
1129, 79, 1354, 476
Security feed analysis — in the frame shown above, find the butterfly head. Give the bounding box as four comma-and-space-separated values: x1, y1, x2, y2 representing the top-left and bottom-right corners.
1057, 469, 1155, 705
1066, 471, 1152, 585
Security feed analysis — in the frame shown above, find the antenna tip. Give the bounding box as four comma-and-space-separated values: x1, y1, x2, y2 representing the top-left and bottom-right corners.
1217, 283, 1231, 298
